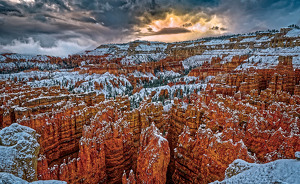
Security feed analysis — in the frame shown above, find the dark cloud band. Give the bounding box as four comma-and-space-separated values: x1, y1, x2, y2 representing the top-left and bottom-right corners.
0, 0, 299, 56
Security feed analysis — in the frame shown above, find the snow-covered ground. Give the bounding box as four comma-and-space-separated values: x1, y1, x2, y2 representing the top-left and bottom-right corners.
285, 28, 300, 37
0, 70, 132, 97
182, 55, 211, 69
82, 47, 115, 56
235, 47, 300, 70
5, 54, 50, 62
120, 53, 167, 65
128, 71, 157, 79
203, 39, 230, 45
182, 45, 300, 71
0, 61, 59, 72
240, 37, 257, 43
211, 159, 300, 184
0, 172, 66, 184
182, 49, 252, 69
236, 56, 279, 70
156, 70, 181, 78
130, 76, 208, 109
135, 43, 167, 52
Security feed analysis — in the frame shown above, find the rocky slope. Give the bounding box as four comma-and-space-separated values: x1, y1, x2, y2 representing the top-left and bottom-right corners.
0, 26, 300, 183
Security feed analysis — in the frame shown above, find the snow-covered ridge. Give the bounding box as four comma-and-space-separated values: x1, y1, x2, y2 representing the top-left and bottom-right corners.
83, 47, 115, 56
62, 27, 300, 67
182, 45, 300, 71
135, 43, 167, 52
182, 49, 252, 69
0, 70, 132, 97
203, 39, 230, 45
235, 46, 300, 70
4, 54, 50, 62
0, 61, 59, 72
120, 53, 167, 64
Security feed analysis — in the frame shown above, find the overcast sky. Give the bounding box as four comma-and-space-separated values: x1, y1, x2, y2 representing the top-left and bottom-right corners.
0, 0, 300, 57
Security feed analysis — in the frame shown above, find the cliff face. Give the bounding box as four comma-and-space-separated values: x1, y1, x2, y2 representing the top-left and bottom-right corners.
172, 126, 253, 183
136, 123, 170, 184
37, 102, 134, 184
124, 100, 169, 171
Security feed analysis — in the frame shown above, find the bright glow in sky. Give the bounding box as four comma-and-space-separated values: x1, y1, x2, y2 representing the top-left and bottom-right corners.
138, 12, 228, 42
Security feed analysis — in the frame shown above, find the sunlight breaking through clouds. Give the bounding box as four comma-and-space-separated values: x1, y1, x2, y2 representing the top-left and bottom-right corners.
0, 0, 300, 55
137, 12, 228, 42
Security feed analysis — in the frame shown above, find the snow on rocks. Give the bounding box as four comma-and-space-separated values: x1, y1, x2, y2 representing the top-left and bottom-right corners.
296, 152, 300, 160
182, 55, 210, 69
0, 55, 6, 62
0, 62, 58, 73
6, 54, 49, 62
135, 43, 167, 52
292, 56, 300, 68
234, 47, 300, 70
0, 123, 40, 182
236, 56, 279, 70
203, 39, 230, 45
137, 123, 170, 183
130, 81, 206, 106
240, 37, 257, 43
285, 28, 300, 38
211, 159, 300, 184
182, 49, 251, 69
0, 70, 132, 97
80, 47, 114, 56
128, 71, 157, 79
120, 53, 167, 65
156, 70, 181, 78
0, 172, 66, 184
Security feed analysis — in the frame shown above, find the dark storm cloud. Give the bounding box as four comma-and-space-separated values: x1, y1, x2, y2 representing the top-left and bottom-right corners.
0, 1, 22, 16
214, 0, 300, 33
0, 0, 300, 56
144, 27, 191, 36
211, 26, 227, 31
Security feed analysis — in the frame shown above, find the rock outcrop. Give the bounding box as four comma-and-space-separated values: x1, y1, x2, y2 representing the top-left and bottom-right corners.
0, 123, 40, 182
136, 123, 170, 184
37, 103, 134, 184
122, 170, 136, 184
